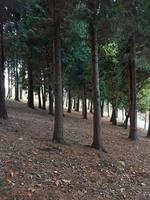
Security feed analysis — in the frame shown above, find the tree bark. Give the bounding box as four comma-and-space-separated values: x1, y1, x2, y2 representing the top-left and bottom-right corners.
90, 24, 105, 151
0, 21, 7, 119
147, 111, 150, 138
123, 109, 129, 129
111, 103, 117, 125
7, 63, 11, 99
27, 60, 34, 109
75, 97, 79, 112
101, 99, 104, 118
144, 112, 147, 130
128, 36, 137, 140
38, 86, 41, 109
15, 59, 19, 101
49, 85, 54, 115
82, 88, 87, 119
90, 100, 93, 113
20, 86, 22, 100
107, 101, 110, 118
122, 108, 124, 121
88, 99, 90, 110
10, 69, 13, 98
67, 90, 72, 113
42, 74, 46, 110
52, 0, 64, 144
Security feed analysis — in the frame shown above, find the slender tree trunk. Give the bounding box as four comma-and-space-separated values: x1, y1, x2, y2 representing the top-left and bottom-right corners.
107, 101, 110, 118
122, 108, 124, 121
42, 74, 46, 110
15, 59, 19, 101
67, 90, 72, 113
52, 0, 64, 143
65, 97, 68, 108
111, 103, 117, 125
27, 60, 34, 109
90, 24, 105, 151
90, 100, 93, 113
7, 65, 11, 99
82, 88, 87, 119
88, 99, 90, 110
10, 69, 13, 98
38, 86, 41, 109
116, 109, 118, 118
0, 21, 7, 119
124, 114, 129, 129
123, 109, 129, 129
110, 112, 113, 122
49, 85, 54, 115
73, 98, 76, 110
101, 99, 104, 118
75, 97, 79, 112
147, 111, 150, 138
144, 112, 147, 130
20, 86, 22, 100
128, 36, 137, 140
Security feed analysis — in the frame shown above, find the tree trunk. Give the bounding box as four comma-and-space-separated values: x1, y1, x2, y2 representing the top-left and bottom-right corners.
0, 22, 7, 119
82, 88, 87, 119
147, 111, 150, 138
10, 69, 13, 98
110, 112, 113, 122
90, 100, 93, 113
27, 61, 34, 109
38, 86, 41, 109
111, 103, 117, 125
7, 65, 11, 99
52, 0, 64, 144
122, 108, 124, 121
90, 24, 105, 151
128, 36, 137, 140
73, 98, 76, 110
107, 101, 110, 118
88, 99, 90, 110
42, 74, 46, 110
20, 86, 22, 100
116, 109, 118, 118
144, 112, 147, 130
67, 90, 72, 113
101, 99, 104, 118
123, 109, 129, 129
75, 97, 79, 112
49, 85, 54, 115
15, 59, 19, 101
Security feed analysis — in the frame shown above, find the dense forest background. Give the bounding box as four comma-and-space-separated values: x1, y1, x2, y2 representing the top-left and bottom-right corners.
0, 0, 150, 199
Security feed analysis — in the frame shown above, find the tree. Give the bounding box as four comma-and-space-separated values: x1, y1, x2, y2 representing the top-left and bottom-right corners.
126, 36, 137, 140
0, 4, 8, 119
86, 0, 109, 151
147, 111, 150, 137
52, 0, 64, 143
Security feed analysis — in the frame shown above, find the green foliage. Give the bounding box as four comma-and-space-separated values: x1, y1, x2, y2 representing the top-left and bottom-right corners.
138, 79, 150, 112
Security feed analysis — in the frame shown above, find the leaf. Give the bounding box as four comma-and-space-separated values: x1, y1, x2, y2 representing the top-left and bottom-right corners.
9, 169, 15, 178
55, 180, 61, 186
62, 179, 71, 184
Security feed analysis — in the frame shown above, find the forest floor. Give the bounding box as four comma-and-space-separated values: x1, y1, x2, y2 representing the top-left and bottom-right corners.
0, 101, 150, 200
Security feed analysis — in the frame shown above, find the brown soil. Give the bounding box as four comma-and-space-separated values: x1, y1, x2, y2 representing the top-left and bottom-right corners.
0, 101, 150, 200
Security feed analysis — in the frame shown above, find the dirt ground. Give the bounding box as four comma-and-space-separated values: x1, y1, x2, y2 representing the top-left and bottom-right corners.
0, 101, 150, 200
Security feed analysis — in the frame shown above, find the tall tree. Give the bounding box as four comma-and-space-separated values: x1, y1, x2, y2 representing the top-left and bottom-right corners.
52, 0, 64, 143
0, 4, 7, 119
27, 58, 34, 109
147, 111, 150, 138
90, 23, 104, 150
127, 36, 137, 140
